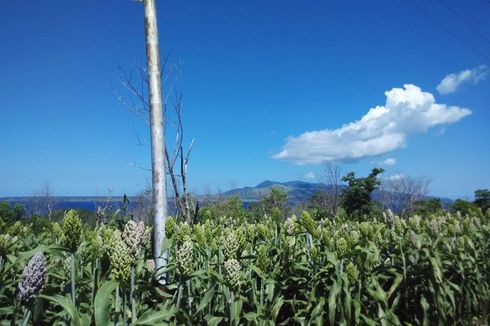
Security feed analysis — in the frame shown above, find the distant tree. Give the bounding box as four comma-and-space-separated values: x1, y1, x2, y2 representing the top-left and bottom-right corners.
413, 198, 443, 215
380, 175, 429, 214
308, 191, 331, 220
451, 199, 483, 217
259, 187, 288, 219
130, 186, 154, 224
319, 161, 343, 216
40, 182, 56, 220
198, 196, 250, 224
474, 189, 490, 213
341, 168, 384, 217
0, 202, 24, 224
118, 59, 196, 224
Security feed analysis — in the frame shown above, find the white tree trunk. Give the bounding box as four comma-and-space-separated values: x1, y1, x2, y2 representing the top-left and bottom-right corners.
143, 0, 167, 285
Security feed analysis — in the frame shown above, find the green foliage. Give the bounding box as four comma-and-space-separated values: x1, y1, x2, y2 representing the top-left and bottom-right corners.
451, 199, 483, 218
341, 168, 384, 217
413, 198, 443, 215
198, 196, 250, 224
474, 189, 490, 213
308, 190, 334, 220
0, 201, 24, 224
1, 207, 490, 324
259, 187, 288, 218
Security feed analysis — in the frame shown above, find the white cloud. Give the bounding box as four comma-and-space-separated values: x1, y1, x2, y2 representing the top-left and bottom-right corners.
382, 158, 396, 166
304, 172, 316, 180
273, 84, 471, 164
437, 65, 488, 95
386, 173, 405, 181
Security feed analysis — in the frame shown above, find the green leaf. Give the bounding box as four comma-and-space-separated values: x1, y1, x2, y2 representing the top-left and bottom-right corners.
265, 279, 276, 302
233, 297, 243, 321
204, 314, 223, 326
39, 294, 82, 326
387, 273, 403, 300
360, 314, 378, 326
353, 299, 361, 324
328, 278, 341, 325
196, 284, 216, 313
420, 295, 430, 326
310, 297, 324, 321
271, 295, 284, 321
244, 312, 259, 322
94, 280, 119, 326
0, 306, 14, 315
135, 305, 178, 325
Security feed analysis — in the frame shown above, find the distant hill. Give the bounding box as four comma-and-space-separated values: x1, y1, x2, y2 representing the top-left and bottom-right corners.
223, 180, 453, 208
0, 196, 133, 213
1, 182, 454, 213
223, 180, 343, 205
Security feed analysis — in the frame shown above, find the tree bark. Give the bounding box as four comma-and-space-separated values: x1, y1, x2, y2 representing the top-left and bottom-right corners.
143, 0, 167, 285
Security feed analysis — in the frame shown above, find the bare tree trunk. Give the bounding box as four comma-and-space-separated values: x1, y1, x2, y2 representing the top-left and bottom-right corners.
322, 161, 343, 216
143, 0, 167, 285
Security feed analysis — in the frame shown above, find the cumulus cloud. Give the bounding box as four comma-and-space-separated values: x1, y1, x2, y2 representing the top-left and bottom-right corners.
273, 84, 471, 164
382, 158, 396, 166
386, 173, 405, 181
437, 65, 488, 95
304, 172, 316, 180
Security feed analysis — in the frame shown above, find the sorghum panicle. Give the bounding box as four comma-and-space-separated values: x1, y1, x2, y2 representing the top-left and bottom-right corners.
62, 210, 83, 252
18, 252, 47, 305
224, 258, 241, 289
176, 238, 193, 276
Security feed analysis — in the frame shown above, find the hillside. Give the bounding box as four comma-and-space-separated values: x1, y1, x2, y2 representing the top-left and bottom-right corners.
223, 180, 453, 208
223, 180, 341, 205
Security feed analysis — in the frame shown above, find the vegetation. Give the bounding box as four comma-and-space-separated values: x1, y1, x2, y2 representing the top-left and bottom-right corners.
413, 198, 444, 216
340, 168, 384, 217
1, 194, 490, 324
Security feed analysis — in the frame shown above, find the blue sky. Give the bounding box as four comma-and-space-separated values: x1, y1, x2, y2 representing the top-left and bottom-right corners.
0, 0, 489, 198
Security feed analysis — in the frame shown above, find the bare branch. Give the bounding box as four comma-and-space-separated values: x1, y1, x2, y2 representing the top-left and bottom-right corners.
129, 162, 152, 172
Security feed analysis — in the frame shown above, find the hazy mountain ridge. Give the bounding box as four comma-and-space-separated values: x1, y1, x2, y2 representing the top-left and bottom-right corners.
1, 181, 453, 212
224, 180, 342, 205
224, 180, 453, 207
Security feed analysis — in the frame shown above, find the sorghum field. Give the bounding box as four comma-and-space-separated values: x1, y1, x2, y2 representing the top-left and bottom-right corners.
1, 208, 489, 325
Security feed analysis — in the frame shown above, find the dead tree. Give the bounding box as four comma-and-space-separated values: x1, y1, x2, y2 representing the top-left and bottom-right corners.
380, 175, 429, 214
94, 188, 114, 227
165, 92, 196, 223
141, 0, 168, 285
116, 57, 197, 225
41, 183, 55, 220
321, 161, 343, 216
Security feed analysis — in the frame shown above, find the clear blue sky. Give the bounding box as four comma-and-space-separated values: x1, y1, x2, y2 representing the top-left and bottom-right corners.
0, 0, 489, 198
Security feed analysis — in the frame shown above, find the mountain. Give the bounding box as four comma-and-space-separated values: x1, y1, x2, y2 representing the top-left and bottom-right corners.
223, 180, 454, 208
223, 180, 340, 205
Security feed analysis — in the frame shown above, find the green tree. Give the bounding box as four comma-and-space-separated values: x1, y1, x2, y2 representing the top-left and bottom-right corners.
308, 190, 332, 220
198, 196, 250, 223
259, 187, 288, 219
413, 198, 443, 215
340, 168, 384, 217
474, 189, 490, 213
451, 199, 483, 217
0, 202, 24, 224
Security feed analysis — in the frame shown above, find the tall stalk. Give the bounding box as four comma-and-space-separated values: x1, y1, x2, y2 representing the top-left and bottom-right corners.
91, 258, 98, 310
186, 280, 192, 315
122, 289, 127, 326
130, 266, 136, 323
70, 253, 76, 305
21, 308, 31, 326
229, 290, 235, 326
115, 286, 120, 326
176, 283, 183, 310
